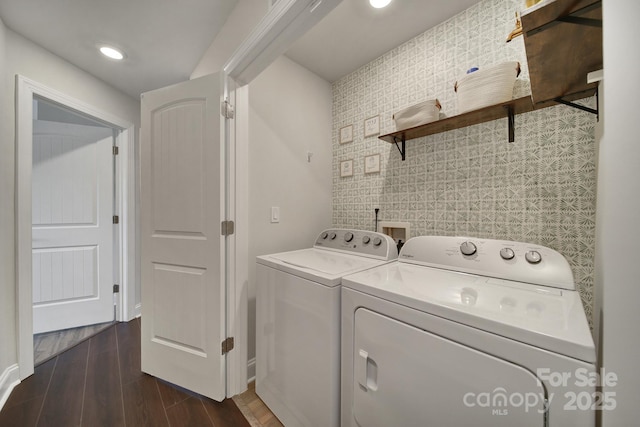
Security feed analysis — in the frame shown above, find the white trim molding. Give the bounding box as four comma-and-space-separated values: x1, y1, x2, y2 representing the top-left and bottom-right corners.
247, 357, 256, 384
0, 365, 20, 412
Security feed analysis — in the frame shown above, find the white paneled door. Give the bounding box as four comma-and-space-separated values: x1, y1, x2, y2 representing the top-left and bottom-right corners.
140, 73, 226, 401
31, 121, 115, 334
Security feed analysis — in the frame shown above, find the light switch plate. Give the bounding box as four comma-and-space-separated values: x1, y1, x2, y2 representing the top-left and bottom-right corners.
271, 207, 280, 223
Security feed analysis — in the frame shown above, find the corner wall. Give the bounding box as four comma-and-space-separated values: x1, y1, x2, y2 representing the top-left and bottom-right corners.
599, 0, 640, 424
247, 55, 333, 363
332, 0, 597, 324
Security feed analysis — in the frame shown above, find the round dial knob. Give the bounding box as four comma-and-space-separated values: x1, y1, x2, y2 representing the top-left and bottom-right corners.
500, 247, 515, 260
373, 237, 382, 246
460, 241, 477, 256
321, 232, 328, 240
362, 236, 371, 244
344, 232, 354, 242
525, 250, 542, 264
329, 232, 337, 240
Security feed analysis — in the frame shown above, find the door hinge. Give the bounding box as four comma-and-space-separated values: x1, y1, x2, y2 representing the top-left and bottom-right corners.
113, 284, 120, 293
221, 100, 235, 119
113, 215, 119, 224
221, 337, 234, 355
113, 146, 119, 155
221, 220, 235, 236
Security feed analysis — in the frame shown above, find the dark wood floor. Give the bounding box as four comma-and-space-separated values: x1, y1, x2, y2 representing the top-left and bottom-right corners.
0, 318, 250, 427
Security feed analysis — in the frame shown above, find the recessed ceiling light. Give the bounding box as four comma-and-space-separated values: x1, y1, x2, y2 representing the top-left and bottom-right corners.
370, 0, 392, 8
99, 46, 125, 60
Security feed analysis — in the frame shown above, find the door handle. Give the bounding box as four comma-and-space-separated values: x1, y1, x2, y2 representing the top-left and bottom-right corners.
356, 349, 378, 392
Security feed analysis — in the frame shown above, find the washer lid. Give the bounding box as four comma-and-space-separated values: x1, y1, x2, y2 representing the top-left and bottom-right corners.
257, 248, 389, 287
342, 262, 596, 363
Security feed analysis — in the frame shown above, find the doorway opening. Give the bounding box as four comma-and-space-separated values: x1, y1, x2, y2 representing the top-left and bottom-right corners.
16, 76, 136, 380
31, 97, 118, 365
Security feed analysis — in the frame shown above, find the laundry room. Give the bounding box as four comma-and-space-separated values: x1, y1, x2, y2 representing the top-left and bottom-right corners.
250, 0, 637, 425
0, 0, 638, 426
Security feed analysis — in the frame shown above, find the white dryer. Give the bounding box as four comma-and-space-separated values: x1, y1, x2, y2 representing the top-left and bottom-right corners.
256, 229, 397, 427
341, 236, 596, 427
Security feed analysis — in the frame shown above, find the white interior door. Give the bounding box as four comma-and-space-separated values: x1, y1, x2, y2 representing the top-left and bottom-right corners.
31, 121, 115, 334
140, 73, 226, 400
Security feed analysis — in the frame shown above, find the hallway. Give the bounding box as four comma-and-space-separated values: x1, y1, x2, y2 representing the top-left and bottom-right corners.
0, 318, 250, 426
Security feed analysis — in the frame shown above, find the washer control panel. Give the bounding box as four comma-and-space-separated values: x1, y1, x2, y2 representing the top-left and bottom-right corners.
400, 236, 574, 290
315, 229, 398, 260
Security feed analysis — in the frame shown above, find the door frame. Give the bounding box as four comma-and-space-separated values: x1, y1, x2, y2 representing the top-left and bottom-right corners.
222, 0, 342, 397
15, 75, 135, 379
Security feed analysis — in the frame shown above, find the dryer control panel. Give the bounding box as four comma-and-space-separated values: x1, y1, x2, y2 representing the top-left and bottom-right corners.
399, 236, 574, 290
314, 229, 398, 260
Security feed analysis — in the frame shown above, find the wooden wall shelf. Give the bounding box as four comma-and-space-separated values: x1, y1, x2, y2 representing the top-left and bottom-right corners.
379, 96, 536, 159
378, 0, 602, 161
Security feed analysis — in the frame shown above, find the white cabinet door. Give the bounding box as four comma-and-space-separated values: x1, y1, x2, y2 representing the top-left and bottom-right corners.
140, 73, 226, 401
32, 122, 114, 333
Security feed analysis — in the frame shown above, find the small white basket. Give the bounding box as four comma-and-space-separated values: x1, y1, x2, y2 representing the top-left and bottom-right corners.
454, 62, 521, 114
393, 99, 442, 131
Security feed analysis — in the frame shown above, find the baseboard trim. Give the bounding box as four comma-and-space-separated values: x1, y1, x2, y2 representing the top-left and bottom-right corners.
0, 364, 20, 411
247, 357, 256, 384
134, 303, 142, 318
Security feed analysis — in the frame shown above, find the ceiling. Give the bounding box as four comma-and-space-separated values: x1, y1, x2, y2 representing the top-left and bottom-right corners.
286, 0, 480, 83
0, 0, 238, 98
0, 0, 480, 99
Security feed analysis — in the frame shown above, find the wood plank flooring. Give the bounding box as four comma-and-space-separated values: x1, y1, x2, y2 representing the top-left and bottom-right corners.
0, 318, 251, 427
33, 321, 115, 366
232, 383, 283, 427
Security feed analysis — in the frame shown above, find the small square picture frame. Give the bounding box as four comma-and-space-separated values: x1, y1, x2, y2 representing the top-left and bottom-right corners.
340, 159, 354, 177
364, 154, 381, 174
339, 124, 353, 144
364, 115, 380, 137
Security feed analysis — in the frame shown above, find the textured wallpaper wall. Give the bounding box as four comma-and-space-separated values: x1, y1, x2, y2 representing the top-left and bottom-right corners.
331, 0, 597, 323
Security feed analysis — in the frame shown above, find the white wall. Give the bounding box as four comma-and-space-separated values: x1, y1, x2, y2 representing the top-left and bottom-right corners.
246, 55, 333, 362
0, 25, 140, 380
599, 0, 640, 424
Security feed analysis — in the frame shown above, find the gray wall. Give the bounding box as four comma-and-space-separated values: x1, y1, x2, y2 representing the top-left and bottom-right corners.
0, 23, 139, 379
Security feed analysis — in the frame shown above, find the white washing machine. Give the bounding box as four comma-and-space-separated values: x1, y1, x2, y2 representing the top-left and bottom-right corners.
341, 236, 596, 427
256, 228, 398, 427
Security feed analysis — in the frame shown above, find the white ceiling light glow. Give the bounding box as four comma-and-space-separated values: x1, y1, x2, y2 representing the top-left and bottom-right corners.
99, 46, 124, 60
369, 0, 392, 8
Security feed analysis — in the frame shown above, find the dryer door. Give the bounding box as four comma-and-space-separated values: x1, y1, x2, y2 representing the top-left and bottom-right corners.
352, 308, 547, 427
